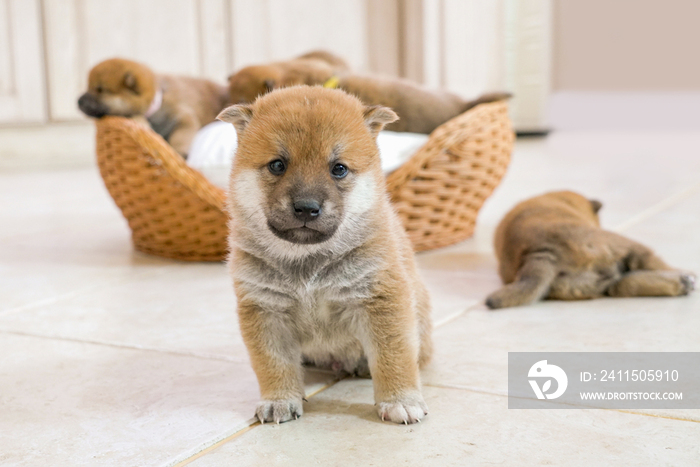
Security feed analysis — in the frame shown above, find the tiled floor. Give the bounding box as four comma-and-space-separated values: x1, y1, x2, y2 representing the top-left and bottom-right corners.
1, 130, 699, 466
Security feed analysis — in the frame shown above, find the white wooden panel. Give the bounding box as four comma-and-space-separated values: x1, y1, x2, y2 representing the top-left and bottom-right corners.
0, 0, 47, 123
0, 0, 13, 96
43, 0, 216, 121
268, 0, 367, 71
230, 0, 368, 73
42, 0, 82, 123
36, 0, 550, 129
366, 0, 400, 76
420, 0, 443, 88
402, 0, 551, 131
505, 0, 551, 131
400, 0, 425, 82
81, 0, 200, 74
230, 0, 271, 70
198, 0, 231, 80
442, 0, 505, 98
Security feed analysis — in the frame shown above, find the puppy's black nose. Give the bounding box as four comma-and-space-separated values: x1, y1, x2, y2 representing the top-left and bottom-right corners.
293, 199, 321, 222
77, 93, 107, 118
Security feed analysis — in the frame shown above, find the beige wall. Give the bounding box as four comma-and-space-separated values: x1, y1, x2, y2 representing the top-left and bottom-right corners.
553, 0, 700, 91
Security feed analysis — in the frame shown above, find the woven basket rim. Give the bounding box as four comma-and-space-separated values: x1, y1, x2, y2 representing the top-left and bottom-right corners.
97, 116, 227, 210
385, 101, 509, 193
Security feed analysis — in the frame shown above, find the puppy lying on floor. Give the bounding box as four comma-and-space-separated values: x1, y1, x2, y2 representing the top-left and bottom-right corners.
227, 50, 350, 105
486, 191, 696, 309
78, 58, 229, 157
218, 86, 432, 424
227, 52, 510, 133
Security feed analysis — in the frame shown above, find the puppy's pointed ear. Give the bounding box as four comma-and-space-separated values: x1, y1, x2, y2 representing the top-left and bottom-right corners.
263, 79, 276, 92
123, 72, 137, 91
363, 105, 398, 135
589, 199, 603, 213
218, 104, 254, 133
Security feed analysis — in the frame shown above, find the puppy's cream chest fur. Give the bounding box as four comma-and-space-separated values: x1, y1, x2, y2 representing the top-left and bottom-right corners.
232, 247, 382, 369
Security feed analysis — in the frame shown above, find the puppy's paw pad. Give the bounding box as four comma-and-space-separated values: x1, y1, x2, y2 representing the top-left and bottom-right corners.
680, 273, 696, 294
256, 398, 303, 424
377, 396, 428, 424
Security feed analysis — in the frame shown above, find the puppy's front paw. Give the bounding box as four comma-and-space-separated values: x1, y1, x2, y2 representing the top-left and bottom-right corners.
256, 398, 303, 424
377, 395, 428, 424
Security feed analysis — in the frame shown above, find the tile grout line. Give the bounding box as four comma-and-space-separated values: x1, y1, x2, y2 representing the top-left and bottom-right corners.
0, 328, 249, 363
165, 378, 345, 467
612, 181, 700, 233
0, 265, 174, 318
434, 301, 484, 329
423, 381, 508, 397
165, 418, 258, 467
612, 409, 700, 424
0, 287, 110, 318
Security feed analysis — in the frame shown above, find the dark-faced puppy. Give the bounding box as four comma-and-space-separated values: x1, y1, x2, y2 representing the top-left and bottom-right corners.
486, 191, 696, 309
78, 58, 229, 157
227, 50, 349, 104
218, 86, 432, 424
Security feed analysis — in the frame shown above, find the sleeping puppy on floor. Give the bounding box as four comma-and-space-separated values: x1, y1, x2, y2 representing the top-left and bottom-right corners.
218, 86, 433, 424
486, 191, 696, 309
78, 58, 229, 157
227, 50, 350, 105
228, 54, 510, 133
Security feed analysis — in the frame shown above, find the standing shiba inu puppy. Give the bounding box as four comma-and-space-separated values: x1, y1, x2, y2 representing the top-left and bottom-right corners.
218, 87, 432, 424
78, 58, 229, 157
486, 191, 696, 309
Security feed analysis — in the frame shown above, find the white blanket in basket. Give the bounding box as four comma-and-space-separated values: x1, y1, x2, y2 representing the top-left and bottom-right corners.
187, 121, 429, 189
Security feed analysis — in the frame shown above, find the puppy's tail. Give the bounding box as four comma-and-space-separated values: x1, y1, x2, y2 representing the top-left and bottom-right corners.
485, 254, 557, 309
461, 91, 513, 114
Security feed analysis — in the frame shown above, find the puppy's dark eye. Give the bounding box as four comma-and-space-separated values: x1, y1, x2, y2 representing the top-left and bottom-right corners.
331, 163, 348, 179
268, 159, 286, 175
96, 85, 103, 93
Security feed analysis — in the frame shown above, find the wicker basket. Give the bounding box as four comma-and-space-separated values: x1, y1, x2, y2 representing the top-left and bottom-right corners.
95, 101, 513, 261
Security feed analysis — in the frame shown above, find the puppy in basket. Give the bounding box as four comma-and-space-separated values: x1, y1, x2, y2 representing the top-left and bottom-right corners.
78, 58, 229, 157
227, 50, 350, 105
218, 86, 433, 424
228, 51, 511, 134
